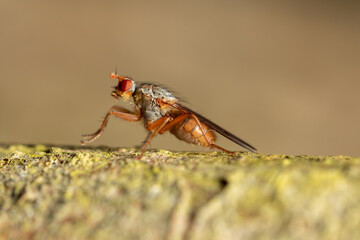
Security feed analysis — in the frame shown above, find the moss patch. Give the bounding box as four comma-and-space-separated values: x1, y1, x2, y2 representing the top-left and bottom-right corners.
0, 144, 359, 240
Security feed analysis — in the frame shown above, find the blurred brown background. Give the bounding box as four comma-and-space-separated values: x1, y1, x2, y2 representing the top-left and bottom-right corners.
0, 1, 359, 156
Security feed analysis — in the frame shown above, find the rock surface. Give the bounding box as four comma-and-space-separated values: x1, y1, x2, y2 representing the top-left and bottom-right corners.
0, 144, 359, 240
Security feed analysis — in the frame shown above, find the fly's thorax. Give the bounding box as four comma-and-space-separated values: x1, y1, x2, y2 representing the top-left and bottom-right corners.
133, 83, 178, 124
135, 83, 177, 101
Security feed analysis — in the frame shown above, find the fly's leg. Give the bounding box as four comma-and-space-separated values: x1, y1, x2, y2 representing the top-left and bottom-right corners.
81, 106, 141, 144
158, 113, 191, 134
139, 113, 192, 159
138, 113, 190, 159
137, 116, 171, 159
189, 114, 235, 156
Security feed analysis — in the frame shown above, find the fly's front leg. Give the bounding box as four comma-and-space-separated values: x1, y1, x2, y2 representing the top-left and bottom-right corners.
81, 106, 141, 144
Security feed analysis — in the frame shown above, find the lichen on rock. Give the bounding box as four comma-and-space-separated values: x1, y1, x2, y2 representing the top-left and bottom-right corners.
0, 144, 359, 240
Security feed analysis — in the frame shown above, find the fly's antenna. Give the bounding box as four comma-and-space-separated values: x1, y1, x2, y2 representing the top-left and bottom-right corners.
110, 66, 119, 79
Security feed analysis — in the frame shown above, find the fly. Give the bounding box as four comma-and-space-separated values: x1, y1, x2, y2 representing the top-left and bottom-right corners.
81, 73, 257, 159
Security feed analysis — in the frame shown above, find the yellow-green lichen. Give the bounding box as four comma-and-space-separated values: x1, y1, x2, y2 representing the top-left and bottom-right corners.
0, 144, 359, 240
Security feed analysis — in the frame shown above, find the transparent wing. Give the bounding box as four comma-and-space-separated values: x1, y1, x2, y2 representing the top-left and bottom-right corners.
168, 102, 257, 152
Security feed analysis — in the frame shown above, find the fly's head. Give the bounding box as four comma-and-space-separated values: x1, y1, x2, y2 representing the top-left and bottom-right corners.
110, 73, 136, 101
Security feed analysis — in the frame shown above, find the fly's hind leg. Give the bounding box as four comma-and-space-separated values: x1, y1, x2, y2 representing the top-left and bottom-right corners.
81, 106, 141, 144
189, 114, 235, 156
208, 143, 235, 155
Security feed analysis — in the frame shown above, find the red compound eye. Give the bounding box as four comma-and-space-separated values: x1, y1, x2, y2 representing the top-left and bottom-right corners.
119, 79, 133, 92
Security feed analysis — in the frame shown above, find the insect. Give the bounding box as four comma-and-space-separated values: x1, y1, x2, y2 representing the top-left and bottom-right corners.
81, 72, 256, 159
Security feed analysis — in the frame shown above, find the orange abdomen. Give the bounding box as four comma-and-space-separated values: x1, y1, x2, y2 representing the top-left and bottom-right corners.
170, 118, 216, 147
